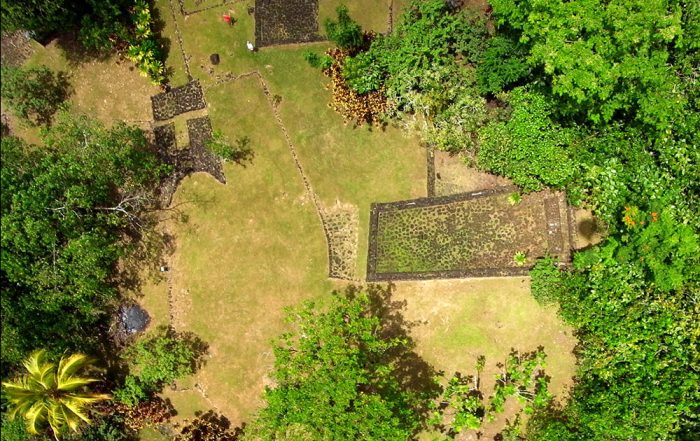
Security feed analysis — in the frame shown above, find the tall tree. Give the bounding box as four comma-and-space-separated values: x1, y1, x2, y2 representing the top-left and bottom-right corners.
490, 0, 688, 128
2, 350, 110, 438
245, 286, 439, 440
0, 112, 166, 367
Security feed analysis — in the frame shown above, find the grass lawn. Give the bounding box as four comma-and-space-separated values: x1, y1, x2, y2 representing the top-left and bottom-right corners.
393, 278, 576, 439
135, 0, 578, 435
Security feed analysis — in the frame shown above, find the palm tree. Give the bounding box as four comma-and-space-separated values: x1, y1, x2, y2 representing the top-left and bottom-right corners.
2, 350, 110, 439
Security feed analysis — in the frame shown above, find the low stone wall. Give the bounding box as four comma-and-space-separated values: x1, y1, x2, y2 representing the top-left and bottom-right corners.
366, 186, 573, 282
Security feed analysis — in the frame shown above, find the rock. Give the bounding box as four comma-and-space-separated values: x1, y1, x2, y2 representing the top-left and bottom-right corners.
119, 304, 150, 335
210, 53, 220, 65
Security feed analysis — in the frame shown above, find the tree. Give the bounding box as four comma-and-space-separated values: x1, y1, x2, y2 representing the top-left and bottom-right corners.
0, 66, 71, 126
1, 350, 110, 439
0, 112, 167, 367
113, 327, 206, 406
489, 0, 688, 128
206, 132, 254, 165
477, 87, 577, 191
324, 5, 363, 52
245, 286, 439, 440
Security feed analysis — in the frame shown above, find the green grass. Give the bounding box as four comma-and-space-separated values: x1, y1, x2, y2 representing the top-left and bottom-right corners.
141, 1, 577, 434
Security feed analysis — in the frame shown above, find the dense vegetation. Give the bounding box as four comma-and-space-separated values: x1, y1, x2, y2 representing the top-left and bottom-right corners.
0, 112, 166, 367
1, 0, 165, 83
315, 0, 699, 439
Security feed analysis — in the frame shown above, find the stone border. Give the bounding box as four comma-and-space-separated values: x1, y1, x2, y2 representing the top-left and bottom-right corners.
366, 185, 565, 282
154, 118, 225, 206
426, 145, 436, 197
177, 0, 238, 16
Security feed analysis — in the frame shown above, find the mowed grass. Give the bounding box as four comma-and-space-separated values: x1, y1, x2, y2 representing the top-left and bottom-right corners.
143, 0, 578, 434
393, 278, 577, 439
161, 77, 332, 424
161, 1, 426, 277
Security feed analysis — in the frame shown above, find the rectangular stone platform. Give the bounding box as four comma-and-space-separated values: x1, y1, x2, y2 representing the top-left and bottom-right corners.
367, 187, 573, 281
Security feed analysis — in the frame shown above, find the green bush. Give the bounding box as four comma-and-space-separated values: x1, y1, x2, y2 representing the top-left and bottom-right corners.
477, 87, 577, 191
126, 0, 165, 84
303, 50, 332, 70
324, 5, 363, 51
476, 36, 529, 94
206, 132, 254, 164
529, 256, 567, 305
114, 327, 206, 406
0, 66, 71, 126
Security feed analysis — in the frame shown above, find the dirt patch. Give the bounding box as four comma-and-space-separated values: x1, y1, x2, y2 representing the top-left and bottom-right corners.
322, 201, 359, 280
368, 187, 573, 280
1, 31, 35, 67
571, 207, 604, 250
433, 150, 512, 196
254, 0, 324, 47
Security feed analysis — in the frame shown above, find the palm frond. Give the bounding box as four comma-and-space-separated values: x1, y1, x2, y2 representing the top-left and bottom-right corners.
56, 376, 98, 391
24, 401, 48, 435
57, 353, 92, 382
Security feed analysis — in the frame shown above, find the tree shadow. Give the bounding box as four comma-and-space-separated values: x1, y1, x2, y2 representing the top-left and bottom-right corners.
177, 410, 245, 440
55, 32, 113, 67
344, 284, 443, 428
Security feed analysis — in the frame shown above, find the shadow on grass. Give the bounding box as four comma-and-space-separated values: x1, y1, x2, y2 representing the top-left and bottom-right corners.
346, 283, 444, 426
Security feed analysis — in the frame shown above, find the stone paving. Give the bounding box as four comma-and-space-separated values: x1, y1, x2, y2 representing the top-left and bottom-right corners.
151, 81, 206, 121
367, 187, 573, 281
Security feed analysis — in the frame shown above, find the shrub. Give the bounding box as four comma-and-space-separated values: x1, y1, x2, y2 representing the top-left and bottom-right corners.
477, 87, 577, 191
324, 5, 363, 51
114, 327, 206, 406
126, 0, 165, 84
324, 48, 389, 125
0, 66, 71, 126
529, 256, 567, 305
477, 36, 530, 94
303, 50, 332, 70
206, 131, 254, 165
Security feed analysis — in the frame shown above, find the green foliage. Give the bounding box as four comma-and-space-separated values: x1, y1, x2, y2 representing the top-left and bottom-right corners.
419, 65, 488, 154
0, 66, 71, 126
476, 36, 530, 94
114, 327, 205, 407
206, 132, 254, 165
507, 192, 522, 206
513, 251, 527, 267
342, 50, 385, 95
302, 51, 332, 70
126, 0, 165, 84
529, 256, 567, 305
0, 113, 166, 367
478, 87, 577, 191
1, 350, 110, 439
1, 0, 133, 52
323, 5, 363, 51
488, 348, 551, 417
1, 416, 32, 441
245, 286, 437, 440
490, 0, 687, 129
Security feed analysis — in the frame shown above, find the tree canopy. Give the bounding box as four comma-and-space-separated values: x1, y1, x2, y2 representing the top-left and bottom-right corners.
0, 112, 166, 367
